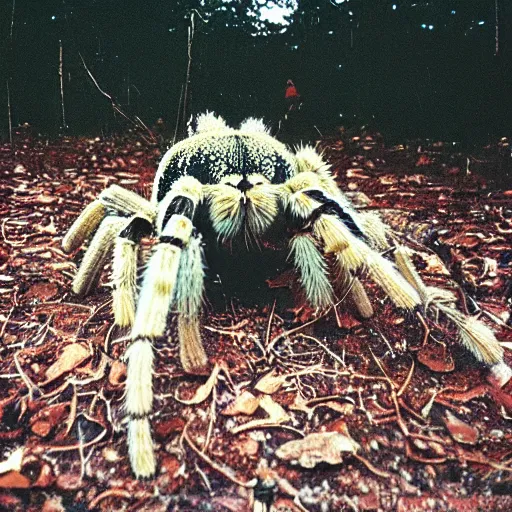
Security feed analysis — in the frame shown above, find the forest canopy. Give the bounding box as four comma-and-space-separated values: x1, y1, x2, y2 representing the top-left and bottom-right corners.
1, 0, 510, 141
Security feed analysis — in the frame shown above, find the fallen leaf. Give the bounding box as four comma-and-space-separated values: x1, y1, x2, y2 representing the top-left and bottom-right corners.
0, 471, 31, 489
44, 344, 90, 383
443, 411, 479, 445
175, 363, 220, 405
108, 360, 127, 386
221, 391, 260, 416
259, 395, 289, 422
25, 282, 59, 301
0, 448, 24, 475
254, 369, 288, 394
29, 402, 70, 437
231, 395, 290, 434
417, 344, 454, 373
233, 437, 260, 457
276, 431, 360, 468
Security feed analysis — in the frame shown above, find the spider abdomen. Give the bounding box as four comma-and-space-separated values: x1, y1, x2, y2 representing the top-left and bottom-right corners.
154, 132, 297, 202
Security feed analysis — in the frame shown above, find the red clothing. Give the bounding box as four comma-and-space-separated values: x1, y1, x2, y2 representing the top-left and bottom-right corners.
285, 85, 299, 99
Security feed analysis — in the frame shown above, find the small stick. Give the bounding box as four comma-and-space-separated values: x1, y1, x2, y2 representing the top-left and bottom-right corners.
298, 333, 346, 368
89, 490, 150, 510
6, 80, 12, 146
369, 348, 397, 389
183, 424, 255, 488
264, 299, 276, 347
59, 39, 66, 130
397, 359, 415, 397
13, 351, 39, 400
353, 453, 392, 479
416, 311, 431, 347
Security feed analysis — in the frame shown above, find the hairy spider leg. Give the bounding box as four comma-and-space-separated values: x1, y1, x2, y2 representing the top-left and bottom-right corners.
281, 171, 422, 312
70, 216, 128, 297
289, 149, 503, 364
394, 246, 503, 364
125, 176, 205, 478
288, 234, 334, 309
62, 184, 156, 253
112, 215, 154, 327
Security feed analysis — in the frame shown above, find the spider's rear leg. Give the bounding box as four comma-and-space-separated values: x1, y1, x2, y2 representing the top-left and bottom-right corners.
71, 216, 127, 297
112, 215, 153, 327
62, 185, 156, 253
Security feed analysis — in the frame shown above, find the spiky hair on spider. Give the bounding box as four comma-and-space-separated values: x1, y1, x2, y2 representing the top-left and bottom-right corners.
62, 112, 505, 478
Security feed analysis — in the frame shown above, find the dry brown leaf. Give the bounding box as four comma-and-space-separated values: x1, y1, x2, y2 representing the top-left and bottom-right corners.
44, 343, 90, 383
221, 390, 260, 416
259, 395, 289, 423
0, 448, 24, 475
108, 360, 127, 386
175, 363, 220, 405
254, 369, 288, 394
275, 431, 360, 469
25, 282, 59, 301
319, 401, 355, 416
417, 344, 455, 373
0, 471, 31, 489
289, 394, 315, 418
422, 253, 450, 275
443, 411, 479, 445
29, 402, 70, 437
230, 395, 290, 434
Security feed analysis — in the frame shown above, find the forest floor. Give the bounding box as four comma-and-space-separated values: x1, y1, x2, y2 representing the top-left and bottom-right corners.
0, 129, 512, 512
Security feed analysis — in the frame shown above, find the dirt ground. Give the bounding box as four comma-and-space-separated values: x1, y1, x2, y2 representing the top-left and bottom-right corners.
0, 129, 511, 511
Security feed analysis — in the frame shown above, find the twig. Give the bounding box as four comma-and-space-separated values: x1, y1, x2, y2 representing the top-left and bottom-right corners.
264, 299, 276, 347
6, 80, 12, 146
369, 348, 397, 389
59, 39, 66, 130
353, 453, 392, 479
203, 384, 216, 453
79, 54, 155, 142
172, 84, 184, 145
10, 0, 15, 39
183, 424, 256, 488
297, 333, 346, 368
88, 489, 150, 510
0, 305, 14, 339
13, 351, 40, 400
181, 13, 195, 137
397, 358, 415, 397
33, 423, 107, 454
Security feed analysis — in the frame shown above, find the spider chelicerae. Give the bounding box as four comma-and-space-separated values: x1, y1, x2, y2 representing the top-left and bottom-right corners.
62, 112, 503, 478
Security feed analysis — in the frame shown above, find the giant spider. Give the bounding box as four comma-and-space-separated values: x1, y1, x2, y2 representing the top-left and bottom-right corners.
62, 113, 503, 477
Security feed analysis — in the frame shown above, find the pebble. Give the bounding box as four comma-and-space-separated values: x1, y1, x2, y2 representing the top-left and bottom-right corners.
358, 482, 370, 494
369, 439, 380, 451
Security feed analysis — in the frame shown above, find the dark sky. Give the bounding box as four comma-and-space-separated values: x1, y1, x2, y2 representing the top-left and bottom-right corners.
1, 1, 511, 141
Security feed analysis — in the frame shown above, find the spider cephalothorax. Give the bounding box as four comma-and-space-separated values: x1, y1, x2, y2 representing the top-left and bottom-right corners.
62, 112, 504, 478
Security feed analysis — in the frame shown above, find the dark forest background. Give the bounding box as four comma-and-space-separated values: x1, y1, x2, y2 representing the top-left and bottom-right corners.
1, 0, 511, 142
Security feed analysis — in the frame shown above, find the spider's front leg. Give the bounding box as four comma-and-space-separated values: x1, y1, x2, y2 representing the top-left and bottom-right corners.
282, 171, 421, 316
125, 176, 206, 478
282, 160, 503, 366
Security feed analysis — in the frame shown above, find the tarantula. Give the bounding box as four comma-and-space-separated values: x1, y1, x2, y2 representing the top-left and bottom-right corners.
62, 113, 503, 478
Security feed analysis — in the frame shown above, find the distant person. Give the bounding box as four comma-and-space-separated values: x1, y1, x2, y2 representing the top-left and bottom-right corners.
285, 79, 301, 119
